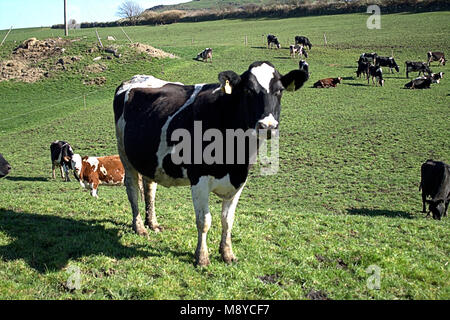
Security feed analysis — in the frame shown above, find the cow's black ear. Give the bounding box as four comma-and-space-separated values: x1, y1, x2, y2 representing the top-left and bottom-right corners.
218, 71, 241, 94
281, 70, 309, 91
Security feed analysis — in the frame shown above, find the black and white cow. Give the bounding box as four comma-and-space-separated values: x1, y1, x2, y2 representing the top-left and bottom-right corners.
267, 34, 281, 49
113, 62, 308, 266
294, 36, 312, 50
405, 61, 432, 78
404, 72, 444, 89
427, 51, 446, 66
289, 44, 308, 58
0, 153, 11, 178
376, 56, 400, 73
196, 48, 213, 63
359, 52, 378, 64
368, 65, 384, 86
420, 159, 450, 220
299, 60, 309, 75
356, 60, 370, 79
50, 140, 74, 181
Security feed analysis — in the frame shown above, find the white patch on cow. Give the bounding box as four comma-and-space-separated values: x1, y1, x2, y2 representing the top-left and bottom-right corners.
210, 174, 241, 200
250, 63, 275, 93
100, 165, 108, 176
86, 157, 99, 172
258, 113, 278, 129
71, 154, 83, 177
155, 84, 205, 187
116, 75, 183, 104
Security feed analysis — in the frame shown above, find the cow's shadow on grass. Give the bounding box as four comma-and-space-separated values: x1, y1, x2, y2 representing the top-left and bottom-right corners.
346, 208, 414, 219
0, 209, 192, 273
5, 176, 49, 182
343, 83, 367, 87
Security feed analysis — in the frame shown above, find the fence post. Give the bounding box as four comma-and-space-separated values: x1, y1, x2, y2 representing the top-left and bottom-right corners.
244, 35, 247, 46
0, 26, 12, 47
95, 28, 103, 49
323, 33, 327, 47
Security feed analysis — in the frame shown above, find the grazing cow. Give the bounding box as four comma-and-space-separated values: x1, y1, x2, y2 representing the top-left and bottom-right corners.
359, 52, 378, 64
368, 65, 384, 86
294, 36, 312, 50
50, 140, 74, 181
427, 51, 446, 66
420, 159, 450, 220
313, 77, 342, 88
289, 44, 308, 58
404, 73, 444, 89
267, 34, 281, 49
405, 61, 432, 78
71, 154, 125, 198
376, 56, 400, 73
356, 60, 370, 79
298, 60, 309, 75
0, 153, 11, 178
113, 61, 308, 266
196, 48, 213, 63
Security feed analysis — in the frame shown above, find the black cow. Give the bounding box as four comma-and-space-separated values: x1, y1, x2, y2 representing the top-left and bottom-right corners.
295, 36, 312, 50
113, 61, 308, 266
196, 48, 213, 63
427, 51, 446, 66
368, 65, 384, 86
50, 140, 74, 181
356, 60, 370, 79
0, 153, 11, 178
420, 159, 450, 220
405, 61, 432, 78
299, 60, 309, 75
376, 56, 400, 73
267, 34, 281, 49
359, 52, 378, 64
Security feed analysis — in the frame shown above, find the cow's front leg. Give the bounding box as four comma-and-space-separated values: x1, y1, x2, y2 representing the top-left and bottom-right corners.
143, 179, 162, 232
125, 169, 148, 236
59, 165, 65, 180
191, 181, 212, 267
62, 164, 70, 182
52, 163, 56, 179
90, 181, 99, 198
219, 183, 245, 264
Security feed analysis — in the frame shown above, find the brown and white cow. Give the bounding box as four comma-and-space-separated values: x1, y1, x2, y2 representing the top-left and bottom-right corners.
313, 77, 342, 88
71, 154, 125, 198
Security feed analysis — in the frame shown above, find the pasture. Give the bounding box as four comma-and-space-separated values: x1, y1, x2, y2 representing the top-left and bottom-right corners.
0, 11, 449, 299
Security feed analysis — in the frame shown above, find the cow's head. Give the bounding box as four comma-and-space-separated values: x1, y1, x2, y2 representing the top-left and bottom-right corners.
431, 72, 444, 83
0, 153, 11, 178
71, 154, 83, 180
390, 58, 400, 72
218, 61, 308, 135
426, 199, 446, 220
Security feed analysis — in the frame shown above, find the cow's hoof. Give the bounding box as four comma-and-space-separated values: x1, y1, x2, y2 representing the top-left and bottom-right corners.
145, 221, 163, 233
195, 256, 210, 267
220, 248, 237, 264
133, 225, 149, 237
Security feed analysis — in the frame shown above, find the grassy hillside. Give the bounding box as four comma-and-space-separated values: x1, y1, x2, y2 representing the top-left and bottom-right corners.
148, 0, 273, 11
0, 11, 449, 300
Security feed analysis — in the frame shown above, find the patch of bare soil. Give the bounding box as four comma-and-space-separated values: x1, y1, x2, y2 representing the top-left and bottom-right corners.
0, 37, 73, 83
83, 76, 106, 86
85, 63, 107, 74
306, 289, 331, 300
131, 42, 177, 59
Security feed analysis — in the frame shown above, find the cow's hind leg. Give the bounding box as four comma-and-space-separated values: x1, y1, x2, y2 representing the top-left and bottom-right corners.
125, 167, 148, 236
143, 179, 162, 232
219, 184, 245, 264
422, 192, 427, 213
191, 179, 212, 266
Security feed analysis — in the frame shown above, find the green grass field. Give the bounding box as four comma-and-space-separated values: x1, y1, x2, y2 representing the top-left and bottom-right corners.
0, 11, 449, 300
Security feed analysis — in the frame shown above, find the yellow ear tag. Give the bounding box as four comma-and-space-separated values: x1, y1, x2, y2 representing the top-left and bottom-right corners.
224, 80, 232, 94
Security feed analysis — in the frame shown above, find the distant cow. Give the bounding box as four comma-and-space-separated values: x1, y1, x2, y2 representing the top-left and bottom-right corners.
71, 154, 125, 198
294, 36, 312, 50
313, 77, 342, 88
376, 56, 400, 73
196, 48, 213, 63
356, 60, 370, 79
267, 34, 281, 49
299, 60, 309, 75
359, 52, 378, 64
420, 159, 450, 220
289, 44, 307, 58
50, 140, 74, 181
0, 153, 11, 178
405, 61, 432, 78
427, 51, 446, 66
368, 65, 384, 86
404, 72, 444, 89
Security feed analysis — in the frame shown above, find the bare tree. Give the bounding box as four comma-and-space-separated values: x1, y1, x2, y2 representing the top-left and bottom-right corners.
117, 1, 144, 25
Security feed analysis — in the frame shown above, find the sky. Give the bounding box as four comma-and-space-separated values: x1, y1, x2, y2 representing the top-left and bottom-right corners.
0, 0, 191, 30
